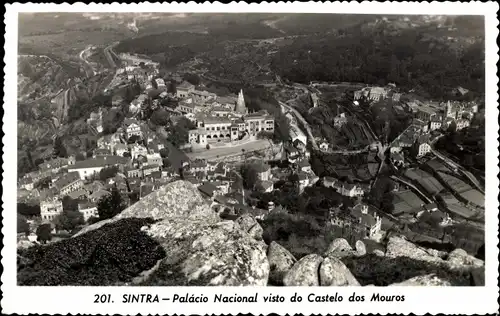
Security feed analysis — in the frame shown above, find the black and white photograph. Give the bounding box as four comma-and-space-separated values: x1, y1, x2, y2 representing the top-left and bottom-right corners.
2, 2, 499, 315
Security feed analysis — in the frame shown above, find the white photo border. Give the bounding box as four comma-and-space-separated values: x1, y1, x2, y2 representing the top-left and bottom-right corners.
2, 2, 499, 315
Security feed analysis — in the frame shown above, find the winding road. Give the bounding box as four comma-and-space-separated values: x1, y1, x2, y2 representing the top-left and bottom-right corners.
79, 46, 96, 77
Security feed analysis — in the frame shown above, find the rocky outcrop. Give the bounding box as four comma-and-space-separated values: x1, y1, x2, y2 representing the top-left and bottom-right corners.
235, 213, 264, 241
267, 241, 296, 285
319, 257, 360, 286
343, 236, 485, 286
324, 238, 353, 257
389, 274, 453, 286
18, 181, 485, 287
324, 238, 366, 258
283, 250, 360, 286
20, 181, 269, 286
284, 254, 323, 286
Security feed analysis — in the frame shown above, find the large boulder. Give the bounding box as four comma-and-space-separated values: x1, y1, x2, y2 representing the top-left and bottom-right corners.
21, 181, 270, 286
389, 274, 452, 286
235, 213, 264, 241
284, 254, 323, 286
319, 257, 360, 286
143, 219, 269, 285
75, 181, 216, 237
267, 241, 297, 285
447, 248, 484, 269
324, 238, 354, 258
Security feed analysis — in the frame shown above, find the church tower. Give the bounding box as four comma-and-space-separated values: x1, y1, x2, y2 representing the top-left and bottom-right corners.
235, 89, 247, 115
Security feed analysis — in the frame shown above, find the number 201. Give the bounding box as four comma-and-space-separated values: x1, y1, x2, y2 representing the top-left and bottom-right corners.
94, 294, 112, 303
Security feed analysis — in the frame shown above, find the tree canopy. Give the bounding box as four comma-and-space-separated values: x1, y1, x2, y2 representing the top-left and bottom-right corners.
36, 224, 52, 244
97, 187, 126, 220
54, 210, 85, 232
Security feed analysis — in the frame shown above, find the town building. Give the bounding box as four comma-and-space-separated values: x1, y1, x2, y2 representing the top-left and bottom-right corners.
390, 152, 405, 167
354, 87, 389, 102
351, 204, 382, 239
198, 182, 223, 199
319, 141, 329, 151
125, 166, 143, 179
89, 189, 111, 203
53, 171, 84, 196
40, 197, 63, 221
177, 101, 196, 114
146, 153, 163, 167
155, 78, 166, 88
254, 162, 271, 182
215, 95, 238, 108
257, 180, 274, 193
330, 204, 382, 239
176, 81, 195, 98
142, 165, 161, 177
412, 134, 431, 158
114, 143, 129, 157
68, 156, 130, 180
93, 148, 112, 158
429, 117, 443, 131
456, 119, 471, 131
38, 157, 73, 174
289, 124, 307, 146
97, 133, 122, 151
298, 159, 312, 173
18, 177, 35, 191
188, 110, 274, 147
123, 118, 143, 139
191, 90, 216, 104
77, 201, 99, 221
416, 105, 439, 122
130, 144, 148, 159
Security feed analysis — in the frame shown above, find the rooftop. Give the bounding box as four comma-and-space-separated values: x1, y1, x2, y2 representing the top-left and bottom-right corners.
198, 182, 218, 197
70, 156, 130, 170
53, 171, 81, 190
177, 81, 195, 90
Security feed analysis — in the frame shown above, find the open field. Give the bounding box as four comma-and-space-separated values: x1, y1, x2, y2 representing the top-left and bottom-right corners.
404, 168, 445, 196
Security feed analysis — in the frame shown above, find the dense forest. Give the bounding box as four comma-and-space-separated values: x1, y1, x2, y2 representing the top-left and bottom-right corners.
271, 25, 485, 99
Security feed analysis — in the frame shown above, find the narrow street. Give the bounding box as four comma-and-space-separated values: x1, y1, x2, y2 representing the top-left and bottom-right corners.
279, 101, 319, 150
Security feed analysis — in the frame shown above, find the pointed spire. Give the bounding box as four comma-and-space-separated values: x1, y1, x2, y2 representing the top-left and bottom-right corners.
236, 89, 246, 114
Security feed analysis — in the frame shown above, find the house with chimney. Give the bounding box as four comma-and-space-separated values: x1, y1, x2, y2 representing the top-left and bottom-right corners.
176, 81, 195, 98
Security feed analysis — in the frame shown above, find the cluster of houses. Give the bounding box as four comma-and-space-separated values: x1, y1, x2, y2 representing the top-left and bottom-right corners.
354, 85, 402, 103
413, 100, 477, 132
389, 99, 479, 166
17, 115, 190, 230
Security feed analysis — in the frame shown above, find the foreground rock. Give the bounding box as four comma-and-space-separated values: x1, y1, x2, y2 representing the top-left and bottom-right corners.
343, 236, 484, 286
324, 238, 353, 258
389, 274, 453, 286
284, 254, 323, 286
236, 214, 264, 241
283, 252, 360, 286
319, 257, 360, 286
267, 241, 297, 285
20, 181, 269, 286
